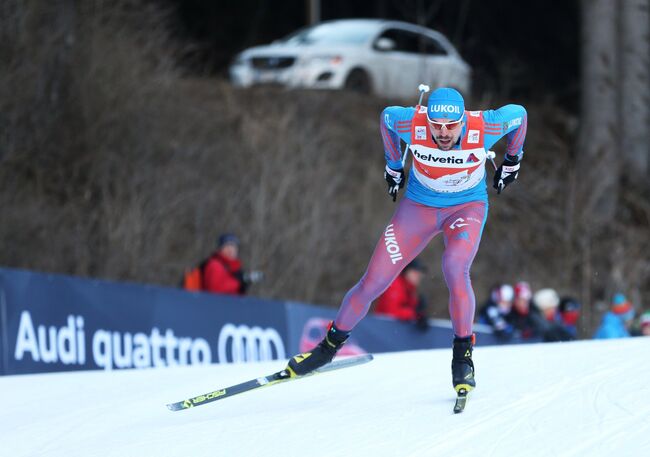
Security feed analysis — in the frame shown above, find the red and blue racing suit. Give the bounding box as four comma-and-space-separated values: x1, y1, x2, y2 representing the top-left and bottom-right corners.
334, 104, 527, 338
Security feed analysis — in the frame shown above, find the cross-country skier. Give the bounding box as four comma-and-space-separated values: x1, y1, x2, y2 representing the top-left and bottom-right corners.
286, 87, 527, 399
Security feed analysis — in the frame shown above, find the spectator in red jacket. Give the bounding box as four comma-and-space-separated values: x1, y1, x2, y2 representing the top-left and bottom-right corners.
374, 259, 428, 329
203, 234, 262, 295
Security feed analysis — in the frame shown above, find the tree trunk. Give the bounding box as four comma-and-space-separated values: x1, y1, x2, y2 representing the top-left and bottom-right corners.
575, 0, 621, 316
576, 0, 620, 223
620, 0, 650, 183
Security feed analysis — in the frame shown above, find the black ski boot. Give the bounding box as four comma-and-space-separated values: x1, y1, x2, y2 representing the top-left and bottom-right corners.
451, 335, 476, 393
287, 322, 350, 377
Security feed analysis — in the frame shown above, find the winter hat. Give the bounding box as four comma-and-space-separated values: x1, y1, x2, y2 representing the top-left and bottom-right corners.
611, 293, 632, 314
514, 281, 532, 300
217, 233, 240, 248
559, 297, 581, 313
491, 284, 514, 303
534, 288, 560, 310
427, 87, 465, 121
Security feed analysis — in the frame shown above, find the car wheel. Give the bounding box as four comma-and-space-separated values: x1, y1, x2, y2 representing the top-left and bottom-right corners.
344, 68, 372, 94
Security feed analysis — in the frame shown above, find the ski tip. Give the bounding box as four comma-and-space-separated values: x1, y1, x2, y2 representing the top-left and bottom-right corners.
166, 400, 192, 412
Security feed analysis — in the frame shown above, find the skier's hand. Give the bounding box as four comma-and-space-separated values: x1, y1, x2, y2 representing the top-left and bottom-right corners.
493, 155, 521, 194
384, 165, 405, 201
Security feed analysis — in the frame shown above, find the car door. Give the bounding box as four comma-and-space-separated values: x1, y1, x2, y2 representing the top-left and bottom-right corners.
372, 28, 428, 99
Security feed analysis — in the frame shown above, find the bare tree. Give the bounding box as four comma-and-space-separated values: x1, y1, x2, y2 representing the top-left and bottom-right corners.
574, 0, 650, 330
620, 0, 650, 183
576, 0, 620, 220
2, 0, 649, 338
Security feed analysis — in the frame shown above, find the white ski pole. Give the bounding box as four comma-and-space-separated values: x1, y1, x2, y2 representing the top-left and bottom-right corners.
487, 150, 497, 170
416, 83, 431, 106
401, 84, 430, 167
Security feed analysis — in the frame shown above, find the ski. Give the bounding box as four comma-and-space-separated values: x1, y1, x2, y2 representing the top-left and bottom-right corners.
453, 388, 470, 414
166, 354, 373, 411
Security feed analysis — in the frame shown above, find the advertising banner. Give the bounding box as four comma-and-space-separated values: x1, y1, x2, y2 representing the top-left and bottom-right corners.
0, 268, 287, 375
284, 302, 498, 357
0, 268, 500, 376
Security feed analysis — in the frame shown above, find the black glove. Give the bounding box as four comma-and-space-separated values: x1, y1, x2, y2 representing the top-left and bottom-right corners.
415, 314, 429, 332
493, 155, 521, 194
384, 165, 405, 201
234, 270, 249, 294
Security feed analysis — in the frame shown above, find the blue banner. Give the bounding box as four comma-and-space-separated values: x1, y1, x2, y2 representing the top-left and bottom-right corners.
285, 302, 498, 356
0, 268, 288, 375
0, 267, 499, 376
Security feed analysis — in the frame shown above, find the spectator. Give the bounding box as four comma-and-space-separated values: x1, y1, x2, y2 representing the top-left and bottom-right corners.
594, 293, 635, 339
184, 233, 263, 295
374, 259, 429, 330
629, 309, 650, 336
639, 312, 650, 337
478, 284, 514, 341
533, 288, 574, 342
559, 296, 581, 338
534, 288, 561, 321
506, 281, 544, 340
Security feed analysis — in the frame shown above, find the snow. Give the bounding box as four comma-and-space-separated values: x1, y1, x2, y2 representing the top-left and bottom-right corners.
2, 338, 649, 457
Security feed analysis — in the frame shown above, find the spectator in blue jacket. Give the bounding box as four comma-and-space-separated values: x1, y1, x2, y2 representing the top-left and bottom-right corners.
594, 293, 635, 339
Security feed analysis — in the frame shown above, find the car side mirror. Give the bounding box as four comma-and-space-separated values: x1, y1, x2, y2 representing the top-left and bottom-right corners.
374, 37, 396, 52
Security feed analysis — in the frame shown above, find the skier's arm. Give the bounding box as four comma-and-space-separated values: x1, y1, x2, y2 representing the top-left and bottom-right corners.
483, 104, 528, 161
483, 104, 527, 193
380, 106, 416, 170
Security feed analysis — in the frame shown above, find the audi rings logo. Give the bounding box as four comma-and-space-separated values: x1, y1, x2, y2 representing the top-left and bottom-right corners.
217, 324, 286, 363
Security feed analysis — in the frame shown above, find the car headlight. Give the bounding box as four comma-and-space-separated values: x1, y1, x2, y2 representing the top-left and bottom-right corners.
301, 55, 343, 66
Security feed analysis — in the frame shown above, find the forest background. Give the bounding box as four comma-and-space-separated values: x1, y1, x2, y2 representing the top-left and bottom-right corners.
1, 0, 648, 337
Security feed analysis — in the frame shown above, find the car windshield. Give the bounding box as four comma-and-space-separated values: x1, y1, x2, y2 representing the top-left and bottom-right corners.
280, 22, 377, 46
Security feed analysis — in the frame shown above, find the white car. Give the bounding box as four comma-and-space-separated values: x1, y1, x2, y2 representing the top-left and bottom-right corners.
229, 19, 471, 99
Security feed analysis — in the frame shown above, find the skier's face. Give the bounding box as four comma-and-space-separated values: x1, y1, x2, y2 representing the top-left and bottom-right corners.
428, 117, 464, 150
